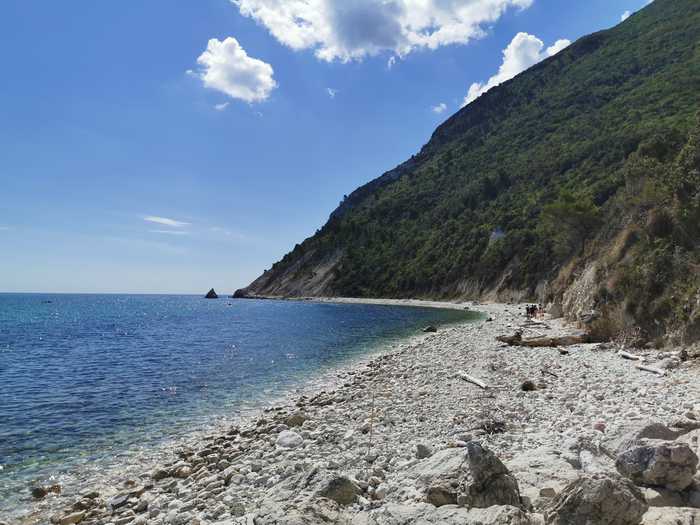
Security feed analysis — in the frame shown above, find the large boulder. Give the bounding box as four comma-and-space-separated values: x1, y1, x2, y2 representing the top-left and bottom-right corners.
544, 474, 648, 525
409, 442, 521, 509
606, 421, 680, 456
615, 440, 698, 491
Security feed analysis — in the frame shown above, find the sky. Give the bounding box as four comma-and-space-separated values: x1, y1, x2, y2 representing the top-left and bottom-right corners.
0, 0, 653, 294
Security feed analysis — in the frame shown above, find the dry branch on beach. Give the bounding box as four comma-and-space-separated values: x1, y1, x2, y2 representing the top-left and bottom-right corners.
496, 331, 590, 348
456, 370, 488, 389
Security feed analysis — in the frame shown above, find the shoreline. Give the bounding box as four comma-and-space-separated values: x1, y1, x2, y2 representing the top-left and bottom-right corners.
3, 299, 480, 525
7, 299, 700, 525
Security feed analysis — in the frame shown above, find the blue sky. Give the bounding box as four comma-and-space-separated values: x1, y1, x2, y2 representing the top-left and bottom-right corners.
1, 0, 651, 294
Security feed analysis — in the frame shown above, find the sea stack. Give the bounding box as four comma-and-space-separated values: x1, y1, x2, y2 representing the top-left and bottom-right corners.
205, 288, 218, 299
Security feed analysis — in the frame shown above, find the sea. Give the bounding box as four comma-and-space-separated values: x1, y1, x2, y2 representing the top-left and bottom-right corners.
0, 293, 479, 518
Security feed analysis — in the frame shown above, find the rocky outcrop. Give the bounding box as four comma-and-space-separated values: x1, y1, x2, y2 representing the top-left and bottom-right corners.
615, 440, 698, 491
205, 288, 218, 299
410, 442, 521, 509
544, 474, 648, 525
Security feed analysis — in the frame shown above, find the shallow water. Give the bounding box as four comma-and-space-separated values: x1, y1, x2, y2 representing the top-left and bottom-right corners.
0, 294, 478, 515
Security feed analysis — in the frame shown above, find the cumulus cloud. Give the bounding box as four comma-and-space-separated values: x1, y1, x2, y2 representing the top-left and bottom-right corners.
621, 10, 631, 21
232, 0, 534, 62
463, 32, 570, 106
432, 102, 447, 114
195, 37, 277, 103
144, 216, 190, 228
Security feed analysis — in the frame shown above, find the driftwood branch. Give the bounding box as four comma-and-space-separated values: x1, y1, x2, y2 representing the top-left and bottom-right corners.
618, 351, 645, 362
456, 370, 488, 389
635, 364, 665, 376
497, 331, 589, 348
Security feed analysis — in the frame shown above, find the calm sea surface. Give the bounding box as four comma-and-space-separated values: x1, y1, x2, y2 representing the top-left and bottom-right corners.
0, 294, 478, 516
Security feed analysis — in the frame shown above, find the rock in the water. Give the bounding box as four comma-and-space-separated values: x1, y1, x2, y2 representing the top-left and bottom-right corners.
31, 484, 61, 499
423, 325, 438, 333
615, 440, 698, 491
205, 288, 219, 299
276, 430, 304, 449
544, 474, 648, 525
315, 475, 361, 505
416, 443, 433, 459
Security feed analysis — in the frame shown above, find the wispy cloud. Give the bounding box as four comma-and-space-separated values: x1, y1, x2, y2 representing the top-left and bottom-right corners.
0, 226, 12, 231
326, 87, 338, 99
432, 102, 447, 114
214, 102, 230, 111
387, 56, 397, 70
621, 10, 631, 21
210, 226, 246, 241
144, 216, 190, 228
149, 230, 190, 236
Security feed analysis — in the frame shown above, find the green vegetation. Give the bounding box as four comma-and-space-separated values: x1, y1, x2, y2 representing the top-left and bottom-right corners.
247, 0, 700, 341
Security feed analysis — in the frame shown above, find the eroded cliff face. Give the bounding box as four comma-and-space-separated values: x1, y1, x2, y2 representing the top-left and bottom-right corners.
235, 0, 700, 345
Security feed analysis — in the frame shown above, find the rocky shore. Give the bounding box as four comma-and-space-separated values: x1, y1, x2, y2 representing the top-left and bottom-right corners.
9, 301, 700, 525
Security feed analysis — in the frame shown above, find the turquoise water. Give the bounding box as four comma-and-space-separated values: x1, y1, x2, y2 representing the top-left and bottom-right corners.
0, 294, 477, 515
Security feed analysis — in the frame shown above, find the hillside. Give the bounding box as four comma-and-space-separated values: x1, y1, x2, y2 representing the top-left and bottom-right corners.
236, 0, 700, 345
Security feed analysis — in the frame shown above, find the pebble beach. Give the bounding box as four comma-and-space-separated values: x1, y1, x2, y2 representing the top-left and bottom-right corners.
9, 300, 700, 525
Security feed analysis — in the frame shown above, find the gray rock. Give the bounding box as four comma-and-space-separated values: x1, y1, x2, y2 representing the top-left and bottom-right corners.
285, 411, 307, 428
615, 440, 698, 490
414, 442, 521, 509
607, 421, 681, 456
315, 474, 362, 505
416, 443, 433, 459
276, 430, 304, 449
641, 508, 700, 525
544, 474, 648, 525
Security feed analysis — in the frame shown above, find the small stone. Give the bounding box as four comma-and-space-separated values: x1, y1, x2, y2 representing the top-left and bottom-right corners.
284, 411, 307, 428
423, 325, 437, 333
416, 443, 433, 459
539, 487, 557, 498
276, 430, 303, 448
521, 380, 537, 392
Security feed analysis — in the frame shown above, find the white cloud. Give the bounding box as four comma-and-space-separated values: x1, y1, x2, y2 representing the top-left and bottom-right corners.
149, 230, 190, 236
195, 37, 277, 103
215, 102, 230, 111
232, 0, 534, 63
463, 32, 570, 106
432, 102, 447, 114
144, 216, 190, 228
621, 10, 631, 21
326, 87, 338, 98
0, 226, 12, 231
387, 56, 397, 69
210, 226, 247, 242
